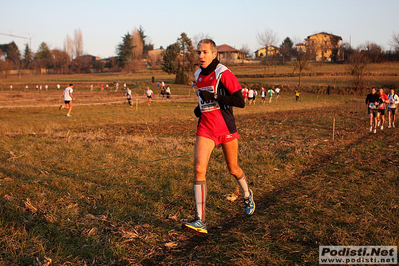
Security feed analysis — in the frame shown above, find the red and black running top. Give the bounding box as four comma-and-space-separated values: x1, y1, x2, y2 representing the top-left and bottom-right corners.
195, 59, 245, 136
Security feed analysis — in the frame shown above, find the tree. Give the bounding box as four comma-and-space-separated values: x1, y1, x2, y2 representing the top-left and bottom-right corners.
51, 49, 69, 74
116, 32, 134, 70
138, 25, 154, 56
280, 37, 294, 63
5, 42, 22, 70
0, 48, 14, 78
162, 43, 180, 74
162, 33, 196, 84
35, 42, 52, 71
292, 46, 311, 88
347, 49, 371, 92
389, 32, 399, 51
74, 29, 84, 58
64, 34, 75, 60
22, 44, 33, 69
131, 28, 143, 59
176, 33, 196, 84
361, 41, 384, 63
257, 28, 278, 64
192, 33, 212, 49
240, 44, 251, 59
36, 42, 51, 59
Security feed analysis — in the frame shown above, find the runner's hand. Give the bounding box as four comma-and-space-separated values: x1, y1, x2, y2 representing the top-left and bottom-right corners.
200, 91, 214, 101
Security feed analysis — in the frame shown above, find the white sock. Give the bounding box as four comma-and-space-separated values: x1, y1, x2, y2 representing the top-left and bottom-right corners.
235, 174, 250, 198
194, 180, 207, 222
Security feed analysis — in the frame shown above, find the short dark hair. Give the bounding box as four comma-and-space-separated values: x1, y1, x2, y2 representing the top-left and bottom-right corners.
197, 39, 217, 53
69, 83, 73, 86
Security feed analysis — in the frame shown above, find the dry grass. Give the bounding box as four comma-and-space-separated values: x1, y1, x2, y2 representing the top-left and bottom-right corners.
0, 68, 398, 265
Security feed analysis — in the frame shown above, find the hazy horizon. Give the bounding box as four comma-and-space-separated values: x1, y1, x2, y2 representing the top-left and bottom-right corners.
1, 0, 398, 58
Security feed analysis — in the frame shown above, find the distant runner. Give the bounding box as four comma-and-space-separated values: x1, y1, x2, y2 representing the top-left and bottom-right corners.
387, 88, 399, 128
365, 87, 379, 133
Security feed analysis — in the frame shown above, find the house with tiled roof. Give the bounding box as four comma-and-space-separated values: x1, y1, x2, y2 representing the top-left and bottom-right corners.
305, 32, 342, 62
216, 44, 248, 64
254, 46, 280, 59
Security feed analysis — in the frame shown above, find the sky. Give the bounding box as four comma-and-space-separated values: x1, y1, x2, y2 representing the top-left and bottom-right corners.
1, 0, 398, 58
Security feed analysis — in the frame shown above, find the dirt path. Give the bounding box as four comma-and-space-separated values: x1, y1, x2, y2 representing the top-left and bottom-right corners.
0, 90, 196, 108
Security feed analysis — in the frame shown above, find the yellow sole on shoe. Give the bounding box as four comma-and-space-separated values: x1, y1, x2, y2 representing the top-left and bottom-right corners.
182, 224, 208, 235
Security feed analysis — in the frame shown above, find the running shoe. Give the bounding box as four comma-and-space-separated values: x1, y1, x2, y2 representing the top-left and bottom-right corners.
67, 114, 72, 117
388, 124, 392, 128
373, 128, 377, 134
369, 126, 373, 132
244, 189, 255, 216
182, 218, 208, 235
381, 126, 384, 130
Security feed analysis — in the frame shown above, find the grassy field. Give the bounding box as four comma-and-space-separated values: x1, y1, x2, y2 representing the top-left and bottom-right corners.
0, 65, 398, 265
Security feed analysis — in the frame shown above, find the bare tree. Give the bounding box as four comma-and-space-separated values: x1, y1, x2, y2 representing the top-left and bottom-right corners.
361, 41, 384, 63
240, 44, 251, 59
64, 34, 75, 60
74, 29, 83, 58
347, 49, 371, 92
131, 28, 143, 59
292, 48, 311, 88
257, 28, 279, 73
388, 32, 399, 51
192, 33, 212, 48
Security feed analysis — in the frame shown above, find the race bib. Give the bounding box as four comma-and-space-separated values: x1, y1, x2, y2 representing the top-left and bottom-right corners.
369, 103, 377, 109
198, 86, 220, 112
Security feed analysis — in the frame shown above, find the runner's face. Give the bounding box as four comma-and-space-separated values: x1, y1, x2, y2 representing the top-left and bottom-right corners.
198, 43, 217, 68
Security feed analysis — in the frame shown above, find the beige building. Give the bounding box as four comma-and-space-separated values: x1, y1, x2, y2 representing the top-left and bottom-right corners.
216, 44, 248, 64
254, 46, 280, 58
305, 32, 342, 62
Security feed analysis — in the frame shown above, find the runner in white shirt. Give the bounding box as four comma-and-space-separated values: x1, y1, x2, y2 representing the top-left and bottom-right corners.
275, 87, 281, 99
248, 88, 254, 105
60, 83, 75, 117
165, 86, 171, 100
126, 87, 132, 107
145, 87, 153, 106
387, 88, 399, 128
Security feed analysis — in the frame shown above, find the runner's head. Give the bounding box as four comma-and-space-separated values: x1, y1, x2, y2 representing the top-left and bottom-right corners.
371, 87, 376, 94
197, 39, 217, 69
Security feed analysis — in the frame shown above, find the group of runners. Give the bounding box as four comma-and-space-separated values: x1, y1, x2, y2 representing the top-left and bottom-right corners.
365, 87, 399, 133
241, 86, 281, 105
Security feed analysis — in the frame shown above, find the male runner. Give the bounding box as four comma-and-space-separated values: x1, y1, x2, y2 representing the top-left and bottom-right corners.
275, 86, 281, 99
60, 84, 75, 117
260, 86, 266, 105
268, 87, 275, 104
247, 87, 254, 105
145, 87, 153, 106
365, 87, 379, 133
387, 88, 399, 128
182, 39, 255, 235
